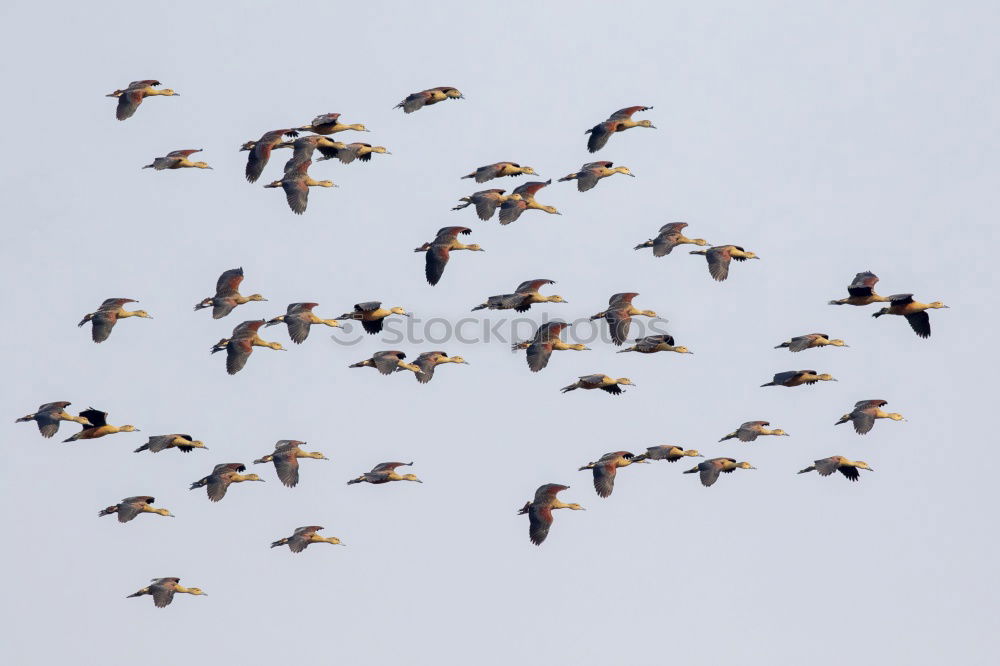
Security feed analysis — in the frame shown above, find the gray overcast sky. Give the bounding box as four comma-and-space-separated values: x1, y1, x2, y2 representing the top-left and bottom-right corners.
2, 1, 997, 664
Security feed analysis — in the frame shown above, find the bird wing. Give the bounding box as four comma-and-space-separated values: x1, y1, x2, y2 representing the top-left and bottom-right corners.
80, 409, 107, 428
282, 178, 309, 215
497, 198, 527, 225
425, 245, 450, 286
705, 247, 731, 281
592, 461, 618, 497
515, 279, 555, 294
372, 351, 404, 375
847, 271, 879, 297
904, 311, 931, 338
813, 457, 840, 477
604, 309, 631, 345
90, 311, 118, 342
225, 338, 253, 375
116, 89, 144, 120
273, 452, 301, 488
586, 121, 614, 153
215, 268, 244, 296
526, 341, 554, 372
785, 335, 816, 352
608, 106, 651, 120
285, 312, 311, 344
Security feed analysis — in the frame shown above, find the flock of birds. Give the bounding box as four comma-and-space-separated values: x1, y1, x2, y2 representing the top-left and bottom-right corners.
14, 78, 952, 605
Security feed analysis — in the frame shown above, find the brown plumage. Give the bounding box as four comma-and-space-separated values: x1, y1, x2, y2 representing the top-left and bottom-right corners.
395, 86, 464, 113
616, 334, 691, 355
99, 496, 173, 523
335, 301, 410, 335
252, 440, 328, 487
689, 245, 760, 281
497, 180, 560, 224
410, 351, 469, 384
872, 294, 949, 338
514, 321, 590, 372
78, 298, 152, 343
16, 401, 91, 439
265, 302, 341, 343
126, 578, 206, 608
295, 113, 369, 135
189, 463, 264, 502
632, 446, 703, 463
264, 159, 336, 214
271, 526, 344, 552
517, 484, 584, 545
134, 434, 206, 454
243, 129, 299, 183
558, 161, 634, 192
108, 80, 178, 121
798, 456, 873, 481
414, 226, 484, 286
347, 461, 422, 485
634, 222, 710, 257
834, 400, 905, 435
585, 106, 655, 152
194, 267, 267, 319
471, 279, 566, 313
590, 293, 657, 346
452, 189, 511, 221
774, 333, 848, 352
462, 162, 538, 184
62, 408, 139, 442
761, 370, 837, 387
210, 320, 286, 375
683, 458, 756, 487
348, 350, 424, 376
828, 271, 888, 306
718, 421, 789, 442
578, 451, 644, 498
560, 374, 636, 395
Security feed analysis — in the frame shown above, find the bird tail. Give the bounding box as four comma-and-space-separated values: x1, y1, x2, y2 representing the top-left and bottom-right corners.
590, 312, 606, 320
460, 172, 474, 179
189, 479, 207, 490
560, 384, 577, 393
125, 589, 146, 598
633, 240, 653, 250
210, 339, 228, 354
557, 174, 576, 182
451, 200, 471, 210
347, 477, 363, 485
265, 317, 282, 327
797, 466, 815, 475
133, 442, 149, 452
682, 467, 698, 474
193, 300, 211, 311
270, 539, 288, 548
62, 434, 79, 443
760, 381, 776, 387
719, 433, 735, 442
471, 303, 488, 312
834, 415, 850, 426
631, 454, 649, 463
871, 311, 884, 318
517, 501, 532, 515
15, 414, 35, 423
348, 360, 367, 368
774, 342, 789, 349
98, 506, 117, 517
828, 300, 843, 305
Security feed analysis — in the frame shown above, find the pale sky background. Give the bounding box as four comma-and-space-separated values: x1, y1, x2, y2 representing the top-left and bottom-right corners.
1, 1, 997, 664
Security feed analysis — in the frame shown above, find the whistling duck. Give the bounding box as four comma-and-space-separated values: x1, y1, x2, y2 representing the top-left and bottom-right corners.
585, 106, 655, 152
78, 298, 152, 343
16, 402, 91, 438
835, 400, 905, 435
194, 267, 267, 319
518, 484, 584, 545
634, 222, 710, 256
189, 463, 264, 502
252, 440, 328, 487
471, 279, 567, 312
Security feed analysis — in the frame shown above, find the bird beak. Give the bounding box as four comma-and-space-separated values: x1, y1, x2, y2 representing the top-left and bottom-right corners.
402, 312, 412, 318
627, 172, 636, 177
649, 124, 657, 129
385, 151, 393, 155
555, 211, 563, 216
167, 513, 176, 517
697, 454, 705, 458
